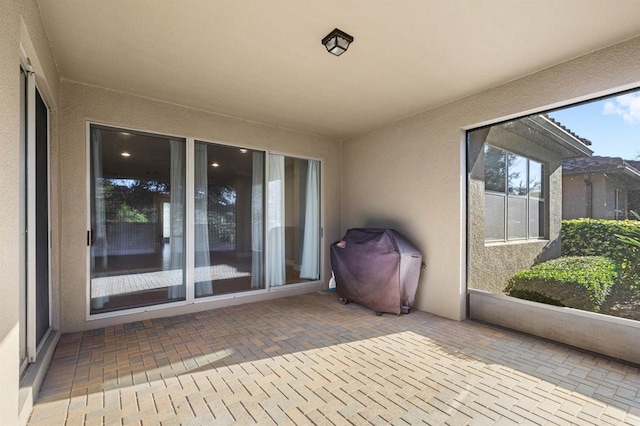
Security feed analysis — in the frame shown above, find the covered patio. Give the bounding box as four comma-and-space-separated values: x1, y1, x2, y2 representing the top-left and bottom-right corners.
30, 293, 640, 425
6, 2, 640, 424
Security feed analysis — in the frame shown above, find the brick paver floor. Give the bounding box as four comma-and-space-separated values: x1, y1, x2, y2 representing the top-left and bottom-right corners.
29, 292, 640, 425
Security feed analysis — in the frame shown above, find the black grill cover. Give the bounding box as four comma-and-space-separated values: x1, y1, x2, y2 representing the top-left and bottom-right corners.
330, 228, 423, 315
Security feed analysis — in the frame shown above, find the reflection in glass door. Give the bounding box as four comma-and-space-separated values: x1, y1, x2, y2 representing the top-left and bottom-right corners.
89, 126, 186, 314
268, 155, 321, 286
194, 142, 265, 297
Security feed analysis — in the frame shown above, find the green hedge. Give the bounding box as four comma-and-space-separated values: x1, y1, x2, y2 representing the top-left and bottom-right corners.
562, 219, 640, 280
505, 256, 617, 312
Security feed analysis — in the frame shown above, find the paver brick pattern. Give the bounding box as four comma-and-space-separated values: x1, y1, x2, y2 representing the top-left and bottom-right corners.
29, 292, 640, 425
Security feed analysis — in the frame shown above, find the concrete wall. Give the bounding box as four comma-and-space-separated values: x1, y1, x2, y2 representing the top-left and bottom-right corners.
342, 36, 640, 321
58, 81, 342, 332
470, 289, 640, 365
0, 1, 60, 424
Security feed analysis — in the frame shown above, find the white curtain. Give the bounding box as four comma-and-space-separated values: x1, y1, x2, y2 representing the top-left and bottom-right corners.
268, 154, 286, 286
168, 140, 186, 299
251, 152, 264, 288
194, 142, 212, 296
91, 127, 109, 310
300, 160, 320, 280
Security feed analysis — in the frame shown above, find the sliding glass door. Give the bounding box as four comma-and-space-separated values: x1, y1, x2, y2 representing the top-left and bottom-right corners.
193, 142, 264, 297
89, 125, 321, 316
20, 67, 51, 369
89, 126, 186, 314
268, 154, 321, 286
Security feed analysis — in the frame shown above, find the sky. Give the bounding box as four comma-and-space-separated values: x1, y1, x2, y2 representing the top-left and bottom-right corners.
547, 91, 640, 160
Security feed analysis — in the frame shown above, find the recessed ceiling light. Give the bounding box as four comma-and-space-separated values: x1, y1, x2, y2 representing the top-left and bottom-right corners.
211, 162, 219, 167
239, 149, 248, 153
121, 152, 131, 157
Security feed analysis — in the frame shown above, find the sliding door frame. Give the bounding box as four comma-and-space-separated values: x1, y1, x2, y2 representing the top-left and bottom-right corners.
23, 66, 52, 365
86, 124, 324, 320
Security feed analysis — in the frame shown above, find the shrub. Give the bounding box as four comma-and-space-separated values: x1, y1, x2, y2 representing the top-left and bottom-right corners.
505, 256, 618, 312
562, 219, 640, 282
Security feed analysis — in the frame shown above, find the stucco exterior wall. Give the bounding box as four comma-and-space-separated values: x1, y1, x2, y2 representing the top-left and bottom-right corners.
1, 0, 60, 423
467, 124, 563, 294
604, 176, 626, 219
342, 36, 640, 321
0, 2, 22, 421
58, 81, 342, 332
562, 176, 588, 219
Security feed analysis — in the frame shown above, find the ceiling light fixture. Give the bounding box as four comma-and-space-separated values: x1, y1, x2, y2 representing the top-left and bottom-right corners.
239, 149, 248, 153
211, 162, 219, 167
121, 152, 131, 157
322, 28, 354, 56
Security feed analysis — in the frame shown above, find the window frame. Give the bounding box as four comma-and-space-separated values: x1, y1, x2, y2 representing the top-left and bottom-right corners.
483, 144, 546, 243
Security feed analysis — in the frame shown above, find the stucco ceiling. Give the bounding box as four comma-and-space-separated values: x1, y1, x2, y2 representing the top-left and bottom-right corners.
37, 0, 640, 140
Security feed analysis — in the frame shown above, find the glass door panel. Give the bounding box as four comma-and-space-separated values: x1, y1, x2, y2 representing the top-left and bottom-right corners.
194, 142, 264, 297
268, 155, 321, 286
35, 89, 49, 344
89, 126, 186, 314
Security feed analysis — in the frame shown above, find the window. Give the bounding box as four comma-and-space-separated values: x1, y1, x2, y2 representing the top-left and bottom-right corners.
484, 145, 545, 242
89, 124, 322, 315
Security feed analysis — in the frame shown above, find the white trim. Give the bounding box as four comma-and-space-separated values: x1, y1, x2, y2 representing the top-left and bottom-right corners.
88, 299, 191, 322
18, 67, 28, 373
41, 84, 53, 345
269, 280, 322, 292
85, 122, 92, 321
26, 71, 36, 362
185, 138, 195, 304
460, 130, 468, 320
193, 288, 268, 303
264, 152, 271, 289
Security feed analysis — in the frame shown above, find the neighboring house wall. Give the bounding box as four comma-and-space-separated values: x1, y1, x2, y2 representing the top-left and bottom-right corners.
342, 36, 640, 321
563, 173, 630, 220
467, 124, 563, 294
629, 190, 640, 215
591, 174, 609, 219
563, 176, 588, 219
58, 81, 343, 332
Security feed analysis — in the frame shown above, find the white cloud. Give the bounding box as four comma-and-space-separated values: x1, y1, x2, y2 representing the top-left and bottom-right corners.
603, 93, 640, 124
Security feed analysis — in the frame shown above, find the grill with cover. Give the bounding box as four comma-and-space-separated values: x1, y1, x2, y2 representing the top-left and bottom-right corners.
330, 228, 424, 315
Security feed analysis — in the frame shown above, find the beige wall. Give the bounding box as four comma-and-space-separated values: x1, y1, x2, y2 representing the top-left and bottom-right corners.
566, 174, 630, 220
0, 1, 21, 420
342, 36, 640, 321
1, 0, 60, 423
58, 80, 342, 331
563, 176, 588, 219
